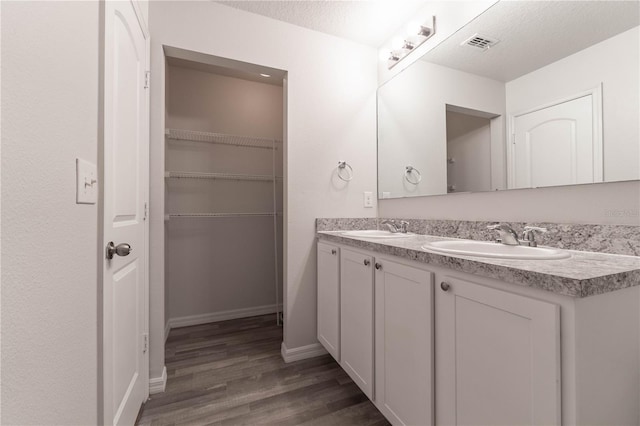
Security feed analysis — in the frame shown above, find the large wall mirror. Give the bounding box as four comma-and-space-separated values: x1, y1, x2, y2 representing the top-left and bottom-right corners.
378, 1, 639, 199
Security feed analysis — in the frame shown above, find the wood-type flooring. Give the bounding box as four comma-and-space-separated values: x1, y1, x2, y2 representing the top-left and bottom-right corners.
136, 314, 389, 426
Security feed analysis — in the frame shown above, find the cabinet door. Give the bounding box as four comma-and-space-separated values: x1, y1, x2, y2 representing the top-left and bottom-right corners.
340, 248, 375, 399
317, 242, 340, 361
436, 275, 561, 426
375, 258, 434, 426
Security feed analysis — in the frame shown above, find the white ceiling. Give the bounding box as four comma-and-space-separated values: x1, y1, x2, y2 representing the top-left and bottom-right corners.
422, 1, 640, 82
216, 0, 429, 47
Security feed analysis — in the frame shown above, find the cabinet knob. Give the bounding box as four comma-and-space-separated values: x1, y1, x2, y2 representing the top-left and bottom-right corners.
331, 249, 337, 255
364, 259, 371, 266
440, 282, 450, 292
375, 262, 382, 270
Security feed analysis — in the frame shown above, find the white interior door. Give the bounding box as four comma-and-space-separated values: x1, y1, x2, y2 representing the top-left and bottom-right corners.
510, 90, 602, 189
103, 1, 149, 425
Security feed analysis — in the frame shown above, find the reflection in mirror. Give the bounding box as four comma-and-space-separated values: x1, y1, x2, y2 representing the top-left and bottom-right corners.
446, 105, 499, 193
378, 1, 639, 199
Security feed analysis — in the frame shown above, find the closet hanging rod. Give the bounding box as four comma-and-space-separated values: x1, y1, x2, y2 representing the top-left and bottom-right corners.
165, 171, 283, 181
165, 128, 282, 150
165, 212, 283, 221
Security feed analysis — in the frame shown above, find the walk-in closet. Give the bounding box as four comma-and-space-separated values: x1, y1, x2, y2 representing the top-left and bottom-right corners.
164, 55, 284, 331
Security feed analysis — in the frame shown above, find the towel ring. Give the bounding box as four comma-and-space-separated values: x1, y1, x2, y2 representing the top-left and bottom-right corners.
405, 166, 422, 185
337, 161, 354, 182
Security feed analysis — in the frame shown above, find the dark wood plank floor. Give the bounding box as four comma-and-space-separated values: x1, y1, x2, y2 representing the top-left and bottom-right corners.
136, 314, 389, 426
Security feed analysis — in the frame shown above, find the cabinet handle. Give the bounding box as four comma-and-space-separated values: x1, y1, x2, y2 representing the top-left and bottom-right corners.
375, 262, 382, 270
440, 282, 450, 292
364, 259, 371, 266
331, 249, 337, 255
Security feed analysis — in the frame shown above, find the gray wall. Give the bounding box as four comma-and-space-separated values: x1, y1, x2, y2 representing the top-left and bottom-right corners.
148, 1, 378, 380
165, 65, 283, 322
379, 180, 640, 225
1, 2, 100, 423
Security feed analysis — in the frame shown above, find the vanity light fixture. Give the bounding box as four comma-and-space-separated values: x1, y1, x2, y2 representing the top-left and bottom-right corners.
387, 16, 435, 69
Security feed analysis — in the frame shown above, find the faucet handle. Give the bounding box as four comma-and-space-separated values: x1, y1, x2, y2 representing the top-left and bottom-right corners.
399, 220, 410, 233
521, 226, 548, 247
523, 226, 548, 233
487, 223, 506, 231
486, 223, 520, 246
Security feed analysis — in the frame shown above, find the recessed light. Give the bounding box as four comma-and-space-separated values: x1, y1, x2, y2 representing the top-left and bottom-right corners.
260, 73, 271, 77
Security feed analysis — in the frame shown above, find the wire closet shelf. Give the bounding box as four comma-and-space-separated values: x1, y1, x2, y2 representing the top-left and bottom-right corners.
165, 212, 282, 221
165, 171, 282, 181
166, 128, 282, 150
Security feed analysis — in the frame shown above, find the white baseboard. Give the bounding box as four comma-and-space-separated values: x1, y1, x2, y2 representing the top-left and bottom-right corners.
281, 342, 327, 363
168, 304, 281, 330
149, 366, 167, 395
164, 320, 171, 343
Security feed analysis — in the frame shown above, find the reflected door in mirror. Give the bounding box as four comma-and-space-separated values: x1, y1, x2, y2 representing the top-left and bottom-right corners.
510, 93, 601, 189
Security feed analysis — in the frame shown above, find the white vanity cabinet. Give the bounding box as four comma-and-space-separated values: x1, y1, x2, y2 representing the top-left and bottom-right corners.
318, 243, 434, 419
374, 256, 435, 426
436, 274, 561, 426
317, 238, 639, 426
340, 248, 375, 399
317, 241, 341, 361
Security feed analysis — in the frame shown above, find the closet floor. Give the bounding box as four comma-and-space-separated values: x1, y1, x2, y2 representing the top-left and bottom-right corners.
136, 314, 389, 426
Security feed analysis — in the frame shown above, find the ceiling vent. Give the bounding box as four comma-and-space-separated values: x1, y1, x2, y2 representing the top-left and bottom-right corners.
461, 33, 500, 51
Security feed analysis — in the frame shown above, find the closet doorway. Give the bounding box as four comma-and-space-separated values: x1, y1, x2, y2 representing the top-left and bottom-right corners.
164, 50, 285, 333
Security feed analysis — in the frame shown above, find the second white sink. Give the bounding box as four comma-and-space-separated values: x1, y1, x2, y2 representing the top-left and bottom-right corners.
422, 240, 570, 260
342, 230, 415, 239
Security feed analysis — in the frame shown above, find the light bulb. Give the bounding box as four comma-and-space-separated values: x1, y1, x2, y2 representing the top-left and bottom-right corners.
391, 37, 404, 50
407, 21, 422, 35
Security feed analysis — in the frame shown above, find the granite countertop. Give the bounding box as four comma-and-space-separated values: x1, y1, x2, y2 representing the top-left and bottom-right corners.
317, 231, 640, 298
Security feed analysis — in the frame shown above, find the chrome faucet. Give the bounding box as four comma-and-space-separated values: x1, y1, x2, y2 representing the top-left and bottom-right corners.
487, 223, 549, 246
487, 223, 520, 245
520, 226, 548, 247
382, 220, 398, 232
381, 219, 410, 233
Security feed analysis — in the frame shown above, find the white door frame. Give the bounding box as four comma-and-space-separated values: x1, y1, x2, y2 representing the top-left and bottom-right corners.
100, 1, 150, 423
507, 85, 603, 188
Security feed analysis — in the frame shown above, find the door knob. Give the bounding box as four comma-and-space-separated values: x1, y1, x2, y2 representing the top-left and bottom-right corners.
375, 263, 382, 270
106, 242, 132, 260
363, 259, 371, 266
440, 282, 450, 292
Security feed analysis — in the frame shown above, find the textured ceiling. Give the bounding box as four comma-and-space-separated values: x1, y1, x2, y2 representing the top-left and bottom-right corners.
216, 1, 429, 47
422, 1, 640, 82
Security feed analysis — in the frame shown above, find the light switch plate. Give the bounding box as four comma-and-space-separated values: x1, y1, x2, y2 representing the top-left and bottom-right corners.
364, 191, 373, 208
76, 158, 98, 204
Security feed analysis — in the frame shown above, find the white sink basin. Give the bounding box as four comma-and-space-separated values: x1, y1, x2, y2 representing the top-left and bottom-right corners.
342, 230, 415, 239
422, 240, 570, 260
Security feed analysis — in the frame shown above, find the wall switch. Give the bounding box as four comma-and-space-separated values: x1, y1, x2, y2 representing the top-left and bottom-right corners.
76, 158, 98, 204
363, 191, 373, 208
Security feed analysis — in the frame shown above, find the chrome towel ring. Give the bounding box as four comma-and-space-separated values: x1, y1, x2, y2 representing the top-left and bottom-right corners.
338, 161, 354, 182
405, 166, 422, 185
